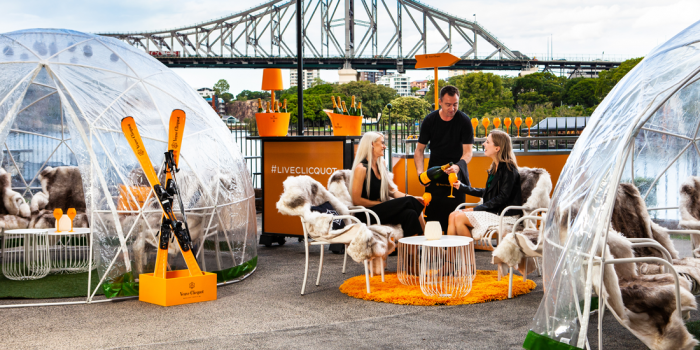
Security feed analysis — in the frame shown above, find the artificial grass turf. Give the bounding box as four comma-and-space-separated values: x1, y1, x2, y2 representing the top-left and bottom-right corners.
0, 270, 103, 299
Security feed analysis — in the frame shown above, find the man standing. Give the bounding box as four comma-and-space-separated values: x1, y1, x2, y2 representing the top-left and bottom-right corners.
414, 85, 474, 231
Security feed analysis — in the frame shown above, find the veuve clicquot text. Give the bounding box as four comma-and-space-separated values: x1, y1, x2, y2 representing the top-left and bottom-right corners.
419, 162, 453, 185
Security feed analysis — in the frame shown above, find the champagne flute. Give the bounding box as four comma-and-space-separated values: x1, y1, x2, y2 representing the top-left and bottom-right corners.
448, 173, 458, 198
504, 117, 512, 135
493, 117, 501, 130
422, 192, 432, 218
525, 117, 534, 137
481, 117, 490, 135
471, 118, 479, 135
514, 117, 523, 137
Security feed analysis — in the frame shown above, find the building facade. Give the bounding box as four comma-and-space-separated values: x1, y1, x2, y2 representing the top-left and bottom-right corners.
411, 80, 428, 90
377, 74, 410, 96
290, 69, 321, 89
197, 87, 215, 97
359, 70, 387, 84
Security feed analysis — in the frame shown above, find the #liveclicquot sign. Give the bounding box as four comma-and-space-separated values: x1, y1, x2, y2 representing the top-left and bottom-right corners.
264, 141, 344, 236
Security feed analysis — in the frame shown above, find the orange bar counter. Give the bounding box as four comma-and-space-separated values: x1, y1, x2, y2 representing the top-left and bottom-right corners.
251, 136, 361, 247
392, 148, 569, 203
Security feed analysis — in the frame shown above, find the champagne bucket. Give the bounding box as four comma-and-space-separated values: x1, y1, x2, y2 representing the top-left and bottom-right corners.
324, 110, 362, 136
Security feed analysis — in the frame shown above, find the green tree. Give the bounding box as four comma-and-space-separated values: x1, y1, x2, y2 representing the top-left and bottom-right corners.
511, 72, 566, 106
221, 92, 234, 104
213, 79, 230, 97
235, 90, 270, 101
333, 81, 397, 118
423, 79, 449, 106
449, 72, 513, 117
595, 57, 643, 100
564, 79, 599, 108
381, 97, 431, 122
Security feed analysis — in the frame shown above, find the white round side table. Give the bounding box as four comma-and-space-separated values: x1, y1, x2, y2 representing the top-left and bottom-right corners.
46, 228, 94, 274
397, 235, 427, 286
420, 236, 475, 298
2, 229, 51, 280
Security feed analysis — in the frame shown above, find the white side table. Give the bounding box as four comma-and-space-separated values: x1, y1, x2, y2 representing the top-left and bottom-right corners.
47, 228, 94, 274
397, 235, 427, 286
2, 229, 51, 280
420, 236, 475, 298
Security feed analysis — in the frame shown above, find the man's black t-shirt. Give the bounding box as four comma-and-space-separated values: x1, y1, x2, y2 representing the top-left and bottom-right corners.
418, 110, 474, 166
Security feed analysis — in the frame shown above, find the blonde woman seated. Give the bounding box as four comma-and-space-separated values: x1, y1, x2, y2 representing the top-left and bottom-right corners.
352, 132, 425, 237
447, 129, 522, 240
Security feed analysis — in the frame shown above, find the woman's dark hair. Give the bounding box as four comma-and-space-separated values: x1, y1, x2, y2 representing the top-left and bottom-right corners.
439, 85, 460, 99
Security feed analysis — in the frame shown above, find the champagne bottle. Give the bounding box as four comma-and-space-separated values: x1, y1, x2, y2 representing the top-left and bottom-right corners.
357, 101, 363, 117
283, 99, 288, 113
265, 101, 270, 113
337, 96, 344, 114
350, 95, 357, 115
341, 101, 348, 115
419, 162, 453, 185
332, 96, 339, 113
257, 98, 263, 113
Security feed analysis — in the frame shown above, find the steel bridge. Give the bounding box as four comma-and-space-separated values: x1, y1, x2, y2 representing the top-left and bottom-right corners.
99, 0, 621, 73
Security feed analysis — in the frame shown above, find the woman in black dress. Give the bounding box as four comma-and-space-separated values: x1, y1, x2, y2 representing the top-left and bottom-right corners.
351, 132, 425, 236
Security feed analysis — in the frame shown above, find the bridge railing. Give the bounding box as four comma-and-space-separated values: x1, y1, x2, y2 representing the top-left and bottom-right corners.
227, 115, 586, 187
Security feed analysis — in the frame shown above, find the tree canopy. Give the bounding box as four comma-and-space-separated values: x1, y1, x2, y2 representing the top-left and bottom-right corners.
381, 97, 431, 122
213, 79, 230, 97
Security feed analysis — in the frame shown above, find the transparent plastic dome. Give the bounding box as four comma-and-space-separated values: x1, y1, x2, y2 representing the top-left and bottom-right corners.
0, 28, 257, 300
529, 21, 700, 348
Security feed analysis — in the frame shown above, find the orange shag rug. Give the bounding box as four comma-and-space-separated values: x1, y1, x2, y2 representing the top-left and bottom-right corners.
339, 270, 537, 306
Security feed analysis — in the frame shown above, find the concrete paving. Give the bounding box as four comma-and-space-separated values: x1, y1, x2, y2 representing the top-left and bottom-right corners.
1, 214, 698, 349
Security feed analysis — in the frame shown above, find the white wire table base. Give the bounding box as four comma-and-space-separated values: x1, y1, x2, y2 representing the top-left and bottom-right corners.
47, 228, 95, 274
397, 236, 426, 286
420, 236, 475, 298
2, 229, 51, 281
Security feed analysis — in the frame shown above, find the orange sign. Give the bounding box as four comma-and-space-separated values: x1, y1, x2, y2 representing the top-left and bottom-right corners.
264, 141, 344, 235
415, 53, 460, 69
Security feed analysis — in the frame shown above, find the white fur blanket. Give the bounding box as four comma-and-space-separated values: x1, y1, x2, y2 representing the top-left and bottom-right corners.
277, 175, 401, 262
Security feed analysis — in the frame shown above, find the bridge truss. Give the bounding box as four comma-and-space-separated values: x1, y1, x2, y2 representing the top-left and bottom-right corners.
100, 0, 620, 73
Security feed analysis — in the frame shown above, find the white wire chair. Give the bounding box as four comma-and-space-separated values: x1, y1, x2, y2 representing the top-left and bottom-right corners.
299, 207, 384, 295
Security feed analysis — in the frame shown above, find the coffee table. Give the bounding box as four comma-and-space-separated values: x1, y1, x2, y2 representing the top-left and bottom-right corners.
397, 235, 476, 298
46, 228, 94, 274
2, 229, 51, 280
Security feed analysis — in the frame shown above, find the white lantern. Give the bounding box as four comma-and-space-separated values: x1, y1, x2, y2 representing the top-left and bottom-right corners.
424, 221, 442, 240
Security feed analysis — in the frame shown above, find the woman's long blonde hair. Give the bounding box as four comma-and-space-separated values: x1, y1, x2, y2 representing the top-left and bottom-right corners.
488, 129, 518, 173
352, 132, 392, 202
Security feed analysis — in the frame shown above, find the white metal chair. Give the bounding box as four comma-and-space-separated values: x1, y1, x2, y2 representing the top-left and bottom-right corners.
499, 209, 547, 298
299, 209, 385, 295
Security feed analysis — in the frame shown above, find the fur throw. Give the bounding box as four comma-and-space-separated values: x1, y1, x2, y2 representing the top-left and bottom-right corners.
327, 170, 354, 208
493, 228, 540, 269
611, 183, 679, 259
679, 176, 700, 257
0, 168, 30, 229
30, 166, 88, 229
277, 175, 400, 262
595, 229, 698, 350
518, 167, 552, 228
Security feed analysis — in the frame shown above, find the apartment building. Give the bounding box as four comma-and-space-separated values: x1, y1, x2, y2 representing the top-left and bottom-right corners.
290, 69, 321, 89
377, 74, 410, 96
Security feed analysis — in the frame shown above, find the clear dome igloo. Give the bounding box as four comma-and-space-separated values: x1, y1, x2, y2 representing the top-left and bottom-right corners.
529, 21, 700, 348
0, 28, 257, 300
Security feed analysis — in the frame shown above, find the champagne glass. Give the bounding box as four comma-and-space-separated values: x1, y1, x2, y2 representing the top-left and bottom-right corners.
448, 173, 458, 198
514, 117, 523, 137
493, 117, 501, 130
504, 117, 512, 135
481, 117, 490, 135
422, 192, 432, 218
525, 117, 534, 137
471, 118, 479, 136
67, 208, 77, 232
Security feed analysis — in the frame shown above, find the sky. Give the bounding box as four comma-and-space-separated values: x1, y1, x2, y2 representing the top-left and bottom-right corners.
2, 0, 698, 96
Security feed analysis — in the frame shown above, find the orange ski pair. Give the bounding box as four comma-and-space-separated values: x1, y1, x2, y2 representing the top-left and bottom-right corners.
121, 111, 202, 277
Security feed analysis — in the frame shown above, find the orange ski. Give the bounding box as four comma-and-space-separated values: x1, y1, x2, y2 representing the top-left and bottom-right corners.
153, 110, 188, 278
121, 115, 202, 277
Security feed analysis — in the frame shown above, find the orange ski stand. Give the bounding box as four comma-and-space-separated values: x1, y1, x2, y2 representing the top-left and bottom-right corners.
122, 113, 217, 307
